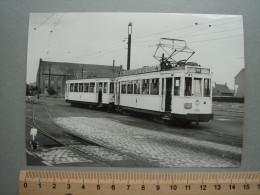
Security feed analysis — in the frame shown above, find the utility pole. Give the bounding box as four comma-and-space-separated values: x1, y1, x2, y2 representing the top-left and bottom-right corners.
37, 58, 42, 99
127, 22, 132, 70
48, 63, 51, 89
81, 65, 84, 78
113, 59, 115, 78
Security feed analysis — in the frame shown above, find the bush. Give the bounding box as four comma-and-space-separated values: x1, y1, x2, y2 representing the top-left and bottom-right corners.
47, 87, 57, 95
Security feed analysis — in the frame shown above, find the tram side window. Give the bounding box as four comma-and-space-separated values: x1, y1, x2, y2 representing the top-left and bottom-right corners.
174, 77, 180, 96
142, 79, 150, 95
150, 78, 159, 95
103, 82, 108, 93
84, 83, 89, 92
121, 81, 126, 94
74, 83, 78, 92
89, 82, 95, 93
127, 81, 133, 94
204, 79, 211, 97
193, 78, 202, 97
134, 80, 141, 94
70, 84, 74, 92
185, 77, 192, 96
110, 82, 114, 93
79, 83, 83, 92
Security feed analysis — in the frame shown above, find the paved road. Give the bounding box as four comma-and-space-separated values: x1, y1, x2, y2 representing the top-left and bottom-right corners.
26, 98, 243, 167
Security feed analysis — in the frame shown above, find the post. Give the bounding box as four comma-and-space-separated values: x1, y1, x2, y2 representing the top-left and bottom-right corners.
113, 59, 115, 78
37, 58, 42, 99
82, 65, 84, 78
127, 22, 132, 70
48, 63, 51, 89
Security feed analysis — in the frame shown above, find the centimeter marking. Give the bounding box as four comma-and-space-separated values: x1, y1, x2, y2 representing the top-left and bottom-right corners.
19, 170, 260, 195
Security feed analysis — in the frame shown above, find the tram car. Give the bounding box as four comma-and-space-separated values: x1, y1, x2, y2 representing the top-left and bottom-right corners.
65, 38, 214, 123
65, 78, 115, 110
114, 64, 214, 122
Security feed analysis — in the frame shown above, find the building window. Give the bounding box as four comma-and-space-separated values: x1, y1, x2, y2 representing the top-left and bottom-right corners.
70, 83, 74, 92
193, 78, 202, 97
150, 78, 159, 95
174, 77, 180, 96
57, 79, 61, 90
103, 82, 108, 93
127, 81, 133, 94
110, 82, 114, 93
185, 77, 192, 96
204, 79, 211, 97
45, 78, 48, 88
51, 78, 54, 87
142, 79, 149, 95
84, 83, 89, 92
134, 80, 141, 94
79, 83, 83, 92
121, 81, 126, 94
74, 83, 78, 92
89, 82, 95, 93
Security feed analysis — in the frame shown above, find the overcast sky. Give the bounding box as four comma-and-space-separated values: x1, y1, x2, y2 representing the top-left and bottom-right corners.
26, 12, 244, 89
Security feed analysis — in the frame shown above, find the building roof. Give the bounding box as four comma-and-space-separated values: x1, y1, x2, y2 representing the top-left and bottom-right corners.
213, 84, 233, 94
39, 60, 122, 79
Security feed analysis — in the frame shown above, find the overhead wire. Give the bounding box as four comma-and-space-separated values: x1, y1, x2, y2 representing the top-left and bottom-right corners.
33, 13, 55, 30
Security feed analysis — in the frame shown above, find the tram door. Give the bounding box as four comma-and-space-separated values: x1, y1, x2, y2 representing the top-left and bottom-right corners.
165, 78, 172, 112
98, 82, 103, 105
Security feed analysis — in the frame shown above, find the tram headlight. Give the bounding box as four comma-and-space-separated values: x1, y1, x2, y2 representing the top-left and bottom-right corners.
184, 103, 192, 109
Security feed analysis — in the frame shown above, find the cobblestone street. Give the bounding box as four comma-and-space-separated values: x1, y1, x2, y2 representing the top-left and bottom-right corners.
26, 98, 243, 167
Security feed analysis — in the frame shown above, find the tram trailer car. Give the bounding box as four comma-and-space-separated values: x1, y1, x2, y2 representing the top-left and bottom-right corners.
115, 65, 214, 123
65, 78, 115, 110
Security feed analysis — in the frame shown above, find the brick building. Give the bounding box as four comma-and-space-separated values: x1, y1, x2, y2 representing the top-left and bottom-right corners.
36, 59, 122, 95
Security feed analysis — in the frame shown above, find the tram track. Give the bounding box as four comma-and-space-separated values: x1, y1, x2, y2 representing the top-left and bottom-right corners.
27, 103, 150, 167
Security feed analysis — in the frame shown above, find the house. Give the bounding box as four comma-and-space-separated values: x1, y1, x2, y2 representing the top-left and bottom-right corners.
234, 68, 245, 98
213, 83, 234, 97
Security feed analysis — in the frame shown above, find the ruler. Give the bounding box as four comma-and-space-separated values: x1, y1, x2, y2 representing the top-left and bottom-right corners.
19, 170, 260, 195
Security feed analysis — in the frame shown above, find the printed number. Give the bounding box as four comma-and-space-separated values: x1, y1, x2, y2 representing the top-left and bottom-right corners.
229, 184, 236, 190
112, 184, 115, 190
67, 184, 71, 189
53, 183, 56, 189
141, 185, 145, 190
215, 184, 221, 190
38, 183, 41, 188
156, 185, 160, 190
185, 185, 191, 190
81, 184, 85, 189
244, 184, 250, 190
97, 184, 100, 190
24, 183, 27, 188
200, 184, 207, 190
127, 184, 130, 190
170, 185, 177, 190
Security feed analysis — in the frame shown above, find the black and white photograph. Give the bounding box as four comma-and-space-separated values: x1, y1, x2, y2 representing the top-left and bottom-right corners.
25, 12, 244, 167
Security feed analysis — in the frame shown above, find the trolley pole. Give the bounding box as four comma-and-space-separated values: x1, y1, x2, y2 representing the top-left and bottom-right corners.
127, 22, 132, 70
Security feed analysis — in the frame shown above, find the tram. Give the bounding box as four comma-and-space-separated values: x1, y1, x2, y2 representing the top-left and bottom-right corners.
65, 38, 214, 123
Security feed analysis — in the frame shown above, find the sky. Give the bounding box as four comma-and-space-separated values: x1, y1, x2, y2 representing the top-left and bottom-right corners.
26, 12, 244, 89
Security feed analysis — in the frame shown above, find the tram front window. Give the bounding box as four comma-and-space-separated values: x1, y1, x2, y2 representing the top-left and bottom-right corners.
185, 77, 192, 96
204, 78, 211, 97
193, 78, 202, 97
